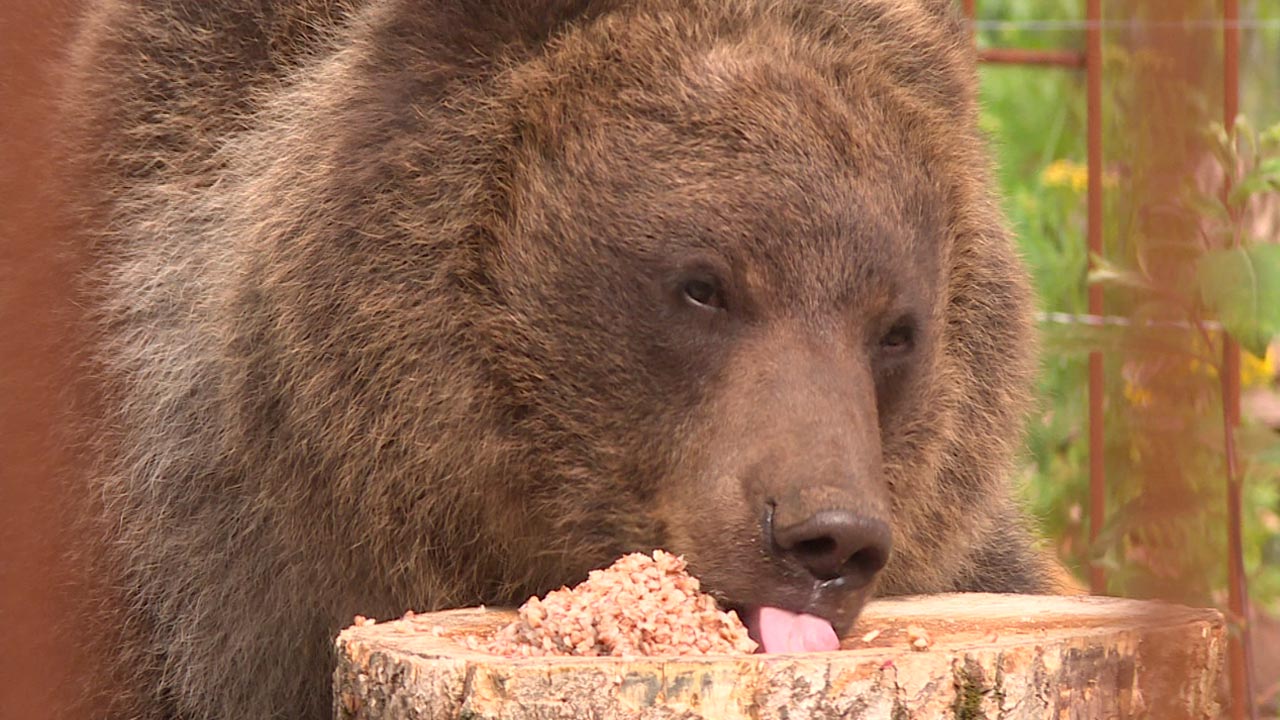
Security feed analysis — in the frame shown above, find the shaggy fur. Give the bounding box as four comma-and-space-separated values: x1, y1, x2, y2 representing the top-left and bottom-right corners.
57, 1, 1066, 717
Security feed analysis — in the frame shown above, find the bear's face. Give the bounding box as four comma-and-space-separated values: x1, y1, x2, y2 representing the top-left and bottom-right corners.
483, 24, 956, 636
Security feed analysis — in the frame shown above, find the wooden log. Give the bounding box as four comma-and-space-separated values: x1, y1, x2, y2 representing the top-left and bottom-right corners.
333, 593, 1225, 719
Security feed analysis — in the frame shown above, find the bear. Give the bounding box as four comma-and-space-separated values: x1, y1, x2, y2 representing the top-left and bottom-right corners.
54, 0, 1072, 718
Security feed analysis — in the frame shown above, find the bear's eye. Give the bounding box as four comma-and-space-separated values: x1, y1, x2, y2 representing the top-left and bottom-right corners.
879, 321, 915, 353
681, 278, 724, 310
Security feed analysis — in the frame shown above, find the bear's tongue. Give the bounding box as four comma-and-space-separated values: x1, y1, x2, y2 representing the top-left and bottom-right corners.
744, 606, 840, 653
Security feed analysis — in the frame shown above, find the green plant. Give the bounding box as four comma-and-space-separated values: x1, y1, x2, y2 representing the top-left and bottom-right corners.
1085, 116, 1280, 607
973, 0, 1280, 616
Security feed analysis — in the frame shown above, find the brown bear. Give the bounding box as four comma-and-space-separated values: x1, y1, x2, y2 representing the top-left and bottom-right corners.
54, 0, 1071, 718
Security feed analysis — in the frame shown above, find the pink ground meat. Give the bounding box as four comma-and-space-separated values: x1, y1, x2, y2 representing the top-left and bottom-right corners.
485, 550, 758, 657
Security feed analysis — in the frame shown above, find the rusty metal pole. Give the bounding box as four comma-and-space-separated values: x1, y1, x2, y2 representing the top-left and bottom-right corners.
1085, 0, 1106, 596
961, 0, 1086, 67
1222, 5, 1241, 428
0, 4, 95, 718
1221, 1, 1255, 717
979, 48, 1087, 67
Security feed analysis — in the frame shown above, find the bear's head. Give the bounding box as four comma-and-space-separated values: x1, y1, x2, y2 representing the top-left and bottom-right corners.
223, 0, 1036, 646
451, 0, 1036, 640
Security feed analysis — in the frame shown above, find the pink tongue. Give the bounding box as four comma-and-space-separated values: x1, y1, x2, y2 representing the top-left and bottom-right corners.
746, 606, 840, 653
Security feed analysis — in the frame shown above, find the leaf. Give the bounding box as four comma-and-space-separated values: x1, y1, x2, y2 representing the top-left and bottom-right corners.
1228, 171, 1278, 207
1260, 123, 1280, 152
1196, 244, 1280, 357
1233, 115, 1257, 166
1259, 156, 1280, 182
1184, 191, 1231, 226
1236, 422, 1280, 465
1190, 415, 1280, 461
1088, 252, 1153, 293
1208, 121, 1238, 178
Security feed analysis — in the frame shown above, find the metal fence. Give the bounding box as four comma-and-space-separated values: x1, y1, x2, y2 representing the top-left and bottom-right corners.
962, 0, 1257, 716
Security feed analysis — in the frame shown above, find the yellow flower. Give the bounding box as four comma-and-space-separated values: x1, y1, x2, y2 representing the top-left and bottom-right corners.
1123, 381, 1154, 408
1188, 357, 1218, 379
1189, 344, 1276, 387
1041, 159, 1089, 193
1069, 167, 1088, 193
1241, 344, 1277, 388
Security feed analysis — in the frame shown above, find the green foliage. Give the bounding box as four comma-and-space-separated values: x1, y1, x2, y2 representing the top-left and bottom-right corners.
1194, 119, 1280, 356
973, 1, 1280, 614
1198, 244, 1280, 357
972, 2, 1092, 579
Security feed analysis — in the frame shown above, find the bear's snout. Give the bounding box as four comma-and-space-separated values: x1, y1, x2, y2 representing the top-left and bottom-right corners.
767, 505, 892, 590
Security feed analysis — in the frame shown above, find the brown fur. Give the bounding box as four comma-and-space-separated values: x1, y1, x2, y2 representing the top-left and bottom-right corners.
54, 1, 1069, 718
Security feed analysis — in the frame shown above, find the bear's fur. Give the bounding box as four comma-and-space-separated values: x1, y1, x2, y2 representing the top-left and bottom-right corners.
56, 0, 1068, 717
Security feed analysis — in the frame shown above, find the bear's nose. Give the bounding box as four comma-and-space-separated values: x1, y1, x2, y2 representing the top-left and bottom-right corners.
770, 509, 892, 588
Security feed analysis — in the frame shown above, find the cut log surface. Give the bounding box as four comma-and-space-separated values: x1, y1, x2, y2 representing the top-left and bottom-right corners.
333, 593, 1225, 720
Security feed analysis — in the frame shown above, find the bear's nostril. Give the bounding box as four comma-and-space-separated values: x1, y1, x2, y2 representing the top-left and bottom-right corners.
770, 509, 892, 587
846, 545, 890, 582
793, 537, 837, 561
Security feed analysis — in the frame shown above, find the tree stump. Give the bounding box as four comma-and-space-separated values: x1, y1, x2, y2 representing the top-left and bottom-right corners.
333, 593, 1225, 719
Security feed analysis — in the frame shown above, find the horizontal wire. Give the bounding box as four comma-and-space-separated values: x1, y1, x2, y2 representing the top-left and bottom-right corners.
1036, 311, 1224, 332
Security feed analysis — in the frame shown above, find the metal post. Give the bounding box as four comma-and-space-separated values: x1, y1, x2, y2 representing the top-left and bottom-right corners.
1221, 1, 1254, 716
979, 48, 1087, 66
1085, 0, 1106, 597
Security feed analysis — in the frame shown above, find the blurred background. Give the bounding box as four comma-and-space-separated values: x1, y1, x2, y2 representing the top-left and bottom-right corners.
967, 0, 1280, 715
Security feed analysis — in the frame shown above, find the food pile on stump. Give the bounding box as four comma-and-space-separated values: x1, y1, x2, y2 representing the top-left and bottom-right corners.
483, 550, 757, 657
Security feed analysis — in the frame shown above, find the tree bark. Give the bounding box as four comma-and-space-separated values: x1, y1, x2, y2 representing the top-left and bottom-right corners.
333, 593, 1225, 719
